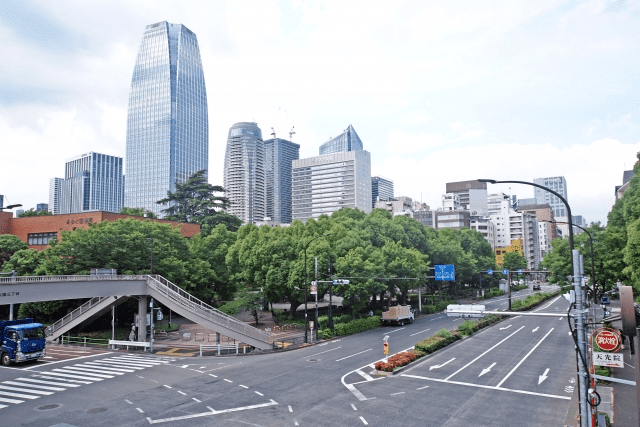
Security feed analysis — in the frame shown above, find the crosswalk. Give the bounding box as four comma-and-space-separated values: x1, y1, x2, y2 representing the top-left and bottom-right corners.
0, 355, 175, 410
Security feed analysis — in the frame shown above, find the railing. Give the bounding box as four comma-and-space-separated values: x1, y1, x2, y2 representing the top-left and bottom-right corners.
199, 343, 247, 356
147, 275, 273, 344
60, 335, 110, 347
46, 296, 119, 337
0, 274, 148, 284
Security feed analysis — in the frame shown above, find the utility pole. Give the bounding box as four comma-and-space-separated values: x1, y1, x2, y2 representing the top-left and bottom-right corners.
315, 256, 318, 341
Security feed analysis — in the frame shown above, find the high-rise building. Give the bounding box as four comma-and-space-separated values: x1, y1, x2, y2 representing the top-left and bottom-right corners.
36, 203, 48, 213
292, 151, 372, 222
124, 21, 208, 217
224, 122, 266, 224
533, 176, 567, 219
49, 178, 63, 214
371, 176, 394, 208
319, 124, 363, 155
445, 180, 488, 215
58, 152, 124, 214
0, 195, 3, 209
491, 198, 540, 269
264, 137, 300, 224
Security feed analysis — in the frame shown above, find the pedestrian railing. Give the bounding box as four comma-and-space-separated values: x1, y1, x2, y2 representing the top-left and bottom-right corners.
60, 335, 110, 347
199, 343, 247, 356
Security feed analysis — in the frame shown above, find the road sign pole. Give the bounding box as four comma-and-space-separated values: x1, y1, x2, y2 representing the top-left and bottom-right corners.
572, 250, 590, 427
508, 271, 511, 311
315, 257, 318, 341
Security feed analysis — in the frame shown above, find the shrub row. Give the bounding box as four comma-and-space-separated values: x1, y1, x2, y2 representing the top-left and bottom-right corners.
375, 351, 418, 372
414, 330, 462, 354
421, 300, 456, 314
318, 316, 381, 339
511, 292, 556, 311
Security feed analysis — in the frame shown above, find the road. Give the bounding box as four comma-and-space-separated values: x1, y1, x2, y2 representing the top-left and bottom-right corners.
0, 284, 576, 426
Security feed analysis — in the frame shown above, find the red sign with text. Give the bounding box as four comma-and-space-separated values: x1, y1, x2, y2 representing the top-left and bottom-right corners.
595, 330, 619, 352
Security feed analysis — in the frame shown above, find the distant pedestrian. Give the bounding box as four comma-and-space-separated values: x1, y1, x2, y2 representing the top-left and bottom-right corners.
129, 329, 135, 341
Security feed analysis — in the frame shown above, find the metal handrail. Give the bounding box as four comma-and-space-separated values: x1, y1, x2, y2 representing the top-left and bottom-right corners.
46, 295, 115, 336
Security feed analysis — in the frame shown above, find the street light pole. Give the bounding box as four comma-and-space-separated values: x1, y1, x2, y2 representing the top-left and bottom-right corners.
303, 234, 326, 344
553, 221, 596, 304
479, 179, 590, 426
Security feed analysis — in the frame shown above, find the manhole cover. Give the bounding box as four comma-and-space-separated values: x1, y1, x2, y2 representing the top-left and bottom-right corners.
37, 404, 60, 411
307, 359, 320, 362
87, 407, 107, 414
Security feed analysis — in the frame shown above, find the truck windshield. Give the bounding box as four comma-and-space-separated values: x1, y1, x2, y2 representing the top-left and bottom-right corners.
22, 328, 44, 339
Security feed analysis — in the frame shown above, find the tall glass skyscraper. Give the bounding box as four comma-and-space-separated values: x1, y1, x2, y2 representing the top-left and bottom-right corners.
224, 122, 266, 224
264, 138, 300, 224
124, 21, 208, 217
319, 124, 363, 155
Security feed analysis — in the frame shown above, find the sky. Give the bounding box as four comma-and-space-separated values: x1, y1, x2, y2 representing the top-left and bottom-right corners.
1, 0, 639, 224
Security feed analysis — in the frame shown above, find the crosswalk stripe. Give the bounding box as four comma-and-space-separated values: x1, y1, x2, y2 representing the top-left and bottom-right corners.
4, 380, 66, 391
0, 390, 40, 400
110, 356, 163, 364
0, 396, 24, 404
52, 369, 112, 379
68, 366, 124, 376
355, 369, 375, 381
97, 360, 152, 368
30, 375, 89, 385
113, 356, 168, 363
79, 363, 135, 373
106, 358, 158, 366
0, 404, 7, 408
0, 385, 53, 396
83, 361, 143, 370
36, 372, 100, 382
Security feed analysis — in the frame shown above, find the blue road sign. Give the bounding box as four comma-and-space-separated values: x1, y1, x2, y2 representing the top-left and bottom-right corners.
601, 295, 610, 305
435, 264, 455, 281
518, 269, 523, 274
487, 269, 493, 275
502, 269, 508, 275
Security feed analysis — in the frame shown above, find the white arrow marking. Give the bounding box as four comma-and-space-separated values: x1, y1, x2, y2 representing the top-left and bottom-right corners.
430, 358, 455, 370
538, 368, 550, 385
500, 325, 512, 330
532, 327, 539, 333
478, 362, 496, 377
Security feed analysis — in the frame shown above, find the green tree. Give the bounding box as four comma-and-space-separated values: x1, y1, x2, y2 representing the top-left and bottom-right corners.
157, 170, 229, 223
120, 207, 157, 218
200, 211, 243, 235
0, 235, 28, 267
18, 208, 52, 217
502, 251, 527, 272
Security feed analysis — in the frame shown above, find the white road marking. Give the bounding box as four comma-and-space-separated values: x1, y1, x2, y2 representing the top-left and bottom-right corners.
429, 358, 455, 371
146, 400, 279, 423
38, 371, 103, 382
344, 383, 368, 401
355, 369, 375, 381
209, 374, 217, 378
137, 407, 144, 413
360, 416, 369, 425
288, 405, 293, 412
164, 385, 172, 389
77, 363, 135, 373
390, 392, 405, 396
385, 328, 406, 334
3, 380, 65, 391
478, 363, 496, 377
239, 385, 248, 389
0, 396, 24, 404
83, 361, 143, 370
402, 374, 571, 400
178, 391, 186, 395
532, 327, 539, 333
31, 374, 90, 385
23, 352, 114, 370
416, 385, 430, 390
496, 328, 555, 388
68, 365, 125, 376
410, 328, 430, 336
255, 391, 263, 396
224, 379, 233, 383
336, 349, 372, 362
125, 399, 133, 404
351, 403, 357, 410
0, 385, 53, 395
499, 325, 512, 330
294, 420, 299, 426
52, 368, 112, 379
445, 326, 525, 381
0, 390, 40, 399
305, 347, 341, 358
539, 368, 550, 385
193, 398, 201, 403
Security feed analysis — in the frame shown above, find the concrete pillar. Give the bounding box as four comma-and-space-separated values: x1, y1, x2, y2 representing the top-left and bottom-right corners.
138, 296, 148, 342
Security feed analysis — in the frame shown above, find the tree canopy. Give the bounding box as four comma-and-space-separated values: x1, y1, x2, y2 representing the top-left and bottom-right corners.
18, 208, 52, 217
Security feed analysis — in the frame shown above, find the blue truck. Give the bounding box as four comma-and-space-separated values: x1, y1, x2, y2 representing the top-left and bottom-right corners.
1, 318, 46, 366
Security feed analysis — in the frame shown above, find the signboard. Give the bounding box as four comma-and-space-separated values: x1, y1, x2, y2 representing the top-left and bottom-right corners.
600, 295, 610, 305
487, 269, 493, 275
518, 269, 523, 274
502, 269, 508, 275
333, 279, 350, 285
446, 304, 486, 318
310, 282, 317, 295
157, 310, 163, 321
594, 329, 620, 352
309, 321, 314, 330
593, 352, 624, 368
435, 264, 455, 281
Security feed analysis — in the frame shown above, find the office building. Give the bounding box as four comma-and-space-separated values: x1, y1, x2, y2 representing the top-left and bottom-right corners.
124, 21, 208, 217
264, 137, 300, 224
533, 176, 567, 218
436, 210, 471, 230
36, 204, 48, 213
413, 207, 434, 228
371, 176, 394, 208
292, 150, 372, 222
471, 218, 496, 250
318, 124, 363, 155
0, 195, 3, 209
616, 170, 635, 200
491, 198, 540, 269
445, 180, 488, 215
48, 178, 63, 214
224, 122, 266, 224
57, 152, 124, 214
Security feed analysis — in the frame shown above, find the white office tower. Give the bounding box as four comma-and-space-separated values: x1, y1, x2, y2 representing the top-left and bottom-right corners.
292, 151, 372, 222
533, 176, 568, 237
491, 198, 540, 269
48, 178, 64, 214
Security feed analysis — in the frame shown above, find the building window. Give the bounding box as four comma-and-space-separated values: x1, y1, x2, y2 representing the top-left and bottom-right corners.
28, 232, 58, 245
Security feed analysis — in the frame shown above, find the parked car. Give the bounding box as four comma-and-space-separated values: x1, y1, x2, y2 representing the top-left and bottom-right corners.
532, 283, 541, 291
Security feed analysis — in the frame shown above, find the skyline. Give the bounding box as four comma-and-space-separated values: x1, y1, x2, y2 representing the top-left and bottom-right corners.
1, 1, 639, 224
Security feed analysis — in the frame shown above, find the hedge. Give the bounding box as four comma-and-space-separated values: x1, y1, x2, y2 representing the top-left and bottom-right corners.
318, 315, 381, 339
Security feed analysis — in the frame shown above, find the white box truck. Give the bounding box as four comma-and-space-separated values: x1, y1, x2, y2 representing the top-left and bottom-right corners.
382, 305, 414, 326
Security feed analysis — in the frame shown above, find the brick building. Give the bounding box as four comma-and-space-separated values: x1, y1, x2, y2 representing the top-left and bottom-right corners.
0, 211, 200, 250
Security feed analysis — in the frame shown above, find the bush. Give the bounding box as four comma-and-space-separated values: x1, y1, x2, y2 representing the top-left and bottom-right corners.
458, 320, 475, 337
414, 332, 461, 354
331, 316, 381, 337
338, 314, 352, 324
435, 328, 452, 338
375, 351, 418, 372
317, 315, 328, 330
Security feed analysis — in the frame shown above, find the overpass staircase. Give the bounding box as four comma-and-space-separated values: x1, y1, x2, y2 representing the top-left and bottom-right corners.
43, 275, 274, 350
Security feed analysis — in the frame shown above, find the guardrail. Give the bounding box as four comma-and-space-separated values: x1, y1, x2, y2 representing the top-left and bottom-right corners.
0, 274, 148, 284
109, 340, 151, 350
199, 343, 246, 356
60, 335, 110, 347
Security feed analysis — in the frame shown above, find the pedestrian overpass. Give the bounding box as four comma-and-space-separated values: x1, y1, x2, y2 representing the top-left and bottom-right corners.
0, 274, 274, 350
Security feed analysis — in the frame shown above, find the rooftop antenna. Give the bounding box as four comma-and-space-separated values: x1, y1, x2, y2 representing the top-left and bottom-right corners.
271, 127, 276, 139
289, 126, 295, 141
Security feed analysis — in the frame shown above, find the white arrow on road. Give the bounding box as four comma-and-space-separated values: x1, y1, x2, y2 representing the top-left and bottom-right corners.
430, 358, 455, 371
538, 368, 550, 385
499, 325, 512, 330
478, 362, 496, 377
532, 327, 539, 333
